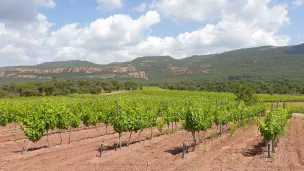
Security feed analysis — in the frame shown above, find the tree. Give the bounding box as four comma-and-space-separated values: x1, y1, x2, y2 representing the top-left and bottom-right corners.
8, 83, 18, 93
124, 81, 138, 90
0, 89, 7, 98
51, 76, 57, 82
38, 83, 55, 96
16, 84, 38, 97
111, 80, 122, 91
16, 84, 24, 96
234, 84, 257, 106
100, 82, 113, 93
89, 87, 102, 94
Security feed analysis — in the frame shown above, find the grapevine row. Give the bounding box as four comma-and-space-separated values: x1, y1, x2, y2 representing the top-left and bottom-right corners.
0, 96, 267, 154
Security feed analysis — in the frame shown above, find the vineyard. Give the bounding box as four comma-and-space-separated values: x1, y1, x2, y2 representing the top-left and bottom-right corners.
0, 88, 303, 171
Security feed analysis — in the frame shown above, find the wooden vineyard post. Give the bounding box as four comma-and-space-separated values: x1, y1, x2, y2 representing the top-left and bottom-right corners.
167, 123, 170, 132
127, 132, 132, 147
118, 104, 121, 150
100, 140, 104, 159
272, 140, 275, 153
276, 101, 279, 108
138, 129, 143, 142
21, 138, 27, 154
69, 103, 73, 144
23, 141, 32, 154
105, 123, 108, 135
115, 103, 122, 151
182, 141, 186, 159
220, 100, 222, 137
59, 130, 62, 144
150, 126, 153, 139
119, 133, 122, 150
47, 129, 50, 147
283, 102, 286, 109
172, 101, 174, 132
271, 103, 274, 112
268, 141, 271, 159
69, 119, 72, 144
192, 131, 197, 150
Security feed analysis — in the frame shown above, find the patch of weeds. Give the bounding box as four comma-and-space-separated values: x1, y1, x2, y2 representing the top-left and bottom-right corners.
157, 120, 164, 133
165, 130, 174, 135
210, 133, 217, 145
241, 118, 255, 130
229, 122, 238, 136
203, 142, 211, 152
13, 134, 19, 141
271, 152, 275, 162
241, 120, 249, 130
283, 122, 291, 136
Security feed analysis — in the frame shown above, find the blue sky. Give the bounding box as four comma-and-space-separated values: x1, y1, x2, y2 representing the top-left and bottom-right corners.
0, 0, 303, 66
40, 0, 304, 43
279, 3, 304, 44
41, 0, 209, 39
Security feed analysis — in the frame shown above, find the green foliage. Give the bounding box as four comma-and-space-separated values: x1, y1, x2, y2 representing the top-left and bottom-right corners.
157, 119, 164, 133
111, 80, 122, 91
38, 83, 55, 96
0, 89, 277, 147
2, 80, 141, 97
234, 84, 257, 105
0, 89, 7, 98
229, 122, 238, 136
15, 84, 39, 97
258, 108, 291, 141
19, 105, 45, 142
1, 44, 304, 86
124, 81, 138, 90
112, 105, 129, 134
184, 107, 201, 132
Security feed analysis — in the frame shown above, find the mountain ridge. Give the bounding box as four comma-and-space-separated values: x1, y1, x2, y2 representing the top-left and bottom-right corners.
0, 44, 304, 84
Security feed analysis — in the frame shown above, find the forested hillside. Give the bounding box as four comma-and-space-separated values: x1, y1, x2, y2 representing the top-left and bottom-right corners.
0, 44, 304, 84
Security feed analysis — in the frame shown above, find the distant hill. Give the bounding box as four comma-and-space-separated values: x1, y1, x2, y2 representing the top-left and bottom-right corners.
35, 60, 99, 68
0, 43, 304, 84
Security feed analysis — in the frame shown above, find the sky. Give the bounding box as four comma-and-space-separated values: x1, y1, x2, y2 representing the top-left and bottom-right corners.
0, 0, 303, 67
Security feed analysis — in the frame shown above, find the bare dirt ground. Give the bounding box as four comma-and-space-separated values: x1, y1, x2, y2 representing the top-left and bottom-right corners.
0, 118, 303, 171
292, 113, 304, 117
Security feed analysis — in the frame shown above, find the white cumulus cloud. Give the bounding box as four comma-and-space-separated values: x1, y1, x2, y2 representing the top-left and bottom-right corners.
47, 10, 161, 64
0, 13, 53, 66
151, 0, 227, 22
96, 0, 123, 11
0, 0, 55, 23
292, 0, 303, 7
132, 0, 290, 58
0, 0, 292, 67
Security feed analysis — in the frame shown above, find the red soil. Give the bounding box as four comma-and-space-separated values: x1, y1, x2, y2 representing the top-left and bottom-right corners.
0, 119, 303, 171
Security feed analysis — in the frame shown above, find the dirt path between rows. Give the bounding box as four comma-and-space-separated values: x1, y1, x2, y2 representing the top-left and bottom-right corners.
0, 119, 303, 171
293, 113, 304, 117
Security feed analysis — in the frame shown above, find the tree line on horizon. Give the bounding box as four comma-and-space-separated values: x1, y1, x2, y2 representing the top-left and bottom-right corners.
0, 80, 140, 98
1, 78, 304, 98
158, 79, 304, 95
